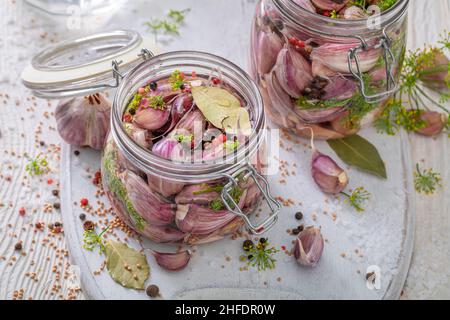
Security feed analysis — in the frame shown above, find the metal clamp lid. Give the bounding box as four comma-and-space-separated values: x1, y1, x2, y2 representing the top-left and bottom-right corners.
221, 163, 281, 235
347, 28, 398, 104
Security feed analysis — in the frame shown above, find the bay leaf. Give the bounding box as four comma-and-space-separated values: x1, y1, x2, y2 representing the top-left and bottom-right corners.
327, 135, 387, 179
191, 86, 252, 135
105, 240, 150, 290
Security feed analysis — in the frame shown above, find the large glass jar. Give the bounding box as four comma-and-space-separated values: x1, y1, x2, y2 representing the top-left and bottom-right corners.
102, 51, 280, 245
250, 0, 409, 139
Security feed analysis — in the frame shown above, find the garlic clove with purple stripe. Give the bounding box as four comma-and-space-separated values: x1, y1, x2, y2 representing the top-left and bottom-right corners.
55, 93, 111, 150
124, 123, 152, 149
294, 226, 324, 267
274, 46, 313, 97
152, 250, 192, 271
312, 150, 349, 194
134, 107, 170, 131
311, 0, 350, 11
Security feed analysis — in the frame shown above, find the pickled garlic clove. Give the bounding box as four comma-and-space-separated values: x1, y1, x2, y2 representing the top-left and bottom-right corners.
414, 111, 447, 136
256, 30, 283, 75
311, 150, 349, 194
175, 184, 220, 206
418, 50, 450, 94
296, 106, 346, 124
264, 71, 295, 113
330, 111, 360, 136
343, 6, 369, 19
292, 0, 316, 12
152, 138, 186, 161
124, 123, 153, 149
134, 107, 170, 131
151, 250, 192, 271
274, 46, 313, 97
55, 93, 111, 150
175, 204, 237, 235
121, 170, 176, 226
311, 0, 350, 11
185, 217, 244, 245
311, 60, 338, 79
321, 76, 357, 100
294, 226, 324, 267
142, 224, 186, 243
311, 43, 381, 74
147, 173, 185, 198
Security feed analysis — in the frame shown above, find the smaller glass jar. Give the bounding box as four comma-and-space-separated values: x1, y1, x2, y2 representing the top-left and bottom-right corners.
250, 0, 409, 139
103, 51, 280, 244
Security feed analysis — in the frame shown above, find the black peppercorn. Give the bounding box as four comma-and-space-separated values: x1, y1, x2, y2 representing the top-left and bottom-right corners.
79, 213, 86, 221
179, 84, 185, 90
292, 228, 300, 235
298, 225, 304, 232
52, 189, 59, 197
129, 108, 136, 116
247, 255, 254, 260
74, 150, 80, 156
53, 203, 60, 210
146, 284, 160, 298
15, 242, 22, 251
54, 221, 62, 227
39, 141, 45, 146
295, 212, 303, 220
149, 82, 158, 91
259, 238, 267, 244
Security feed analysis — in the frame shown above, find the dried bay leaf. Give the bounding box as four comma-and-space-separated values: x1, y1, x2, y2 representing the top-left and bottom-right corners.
105, 240, 150, 290
327, 135, 387, 179
191, 86, 252, 135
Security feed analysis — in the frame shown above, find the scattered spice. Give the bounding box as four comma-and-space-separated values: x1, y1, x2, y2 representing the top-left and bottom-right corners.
146, 284, 160, 298
15, 242, 23, 251
83, 221, 95, 231
295, 211, 303, 220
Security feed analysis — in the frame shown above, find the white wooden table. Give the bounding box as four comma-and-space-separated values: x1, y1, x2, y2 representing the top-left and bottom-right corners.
0, 0, 449, 300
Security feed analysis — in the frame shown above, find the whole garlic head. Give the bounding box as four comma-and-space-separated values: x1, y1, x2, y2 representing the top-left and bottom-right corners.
55, 93, 111, 150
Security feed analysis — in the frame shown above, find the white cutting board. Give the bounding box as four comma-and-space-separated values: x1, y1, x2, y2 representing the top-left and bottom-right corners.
60, 127, 415, 300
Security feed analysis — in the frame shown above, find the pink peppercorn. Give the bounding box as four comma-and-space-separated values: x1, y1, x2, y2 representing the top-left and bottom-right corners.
80, 198, 88, 207
138, 87, 146, 94
19, 207, 26, 216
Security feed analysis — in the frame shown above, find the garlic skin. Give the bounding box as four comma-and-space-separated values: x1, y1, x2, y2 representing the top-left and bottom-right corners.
312, 150, 349, 194
294, 226, 324, 267
152, 250, 191, 271
415, 111, 447, 136
55, 93, 111, 150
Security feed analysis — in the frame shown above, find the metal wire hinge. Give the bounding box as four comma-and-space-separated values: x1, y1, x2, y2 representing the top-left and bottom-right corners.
221, 164, 281, 235
347, 29, 399, 104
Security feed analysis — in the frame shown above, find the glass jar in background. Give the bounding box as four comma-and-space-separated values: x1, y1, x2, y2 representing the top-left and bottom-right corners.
250, 0, 409, 139
102, 51, 280, 245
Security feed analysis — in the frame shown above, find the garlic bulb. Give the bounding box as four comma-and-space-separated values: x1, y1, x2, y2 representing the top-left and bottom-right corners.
294, 226, 324, 267
312, 150, 349, 194
55, 93, 111, 150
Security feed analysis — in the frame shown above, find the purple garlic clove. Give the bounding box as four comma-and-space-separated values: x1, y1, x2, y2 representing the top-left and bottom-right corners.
152, 250, 192, 271
292, 0, 316, 12
264, 72, 295, 115
414, 111, 447, 136
418, 50, 450, 94
312, 150, 349, 194
311, 43, 381, 74
256, 30, 283, 75
294, 226, 324, 267
124, 123, 152, 149
296, 106, 346, 124
134, 107, 170, 131
175, 184, 220, 206
147, 173, 185, 198
311, 0, 350, 11
175, 204, 237, 235
121, 170, 176, 226
312, 60, 338, 79
55, 93, 111, 150
321, 76, 358, 100
142, 224, 186, 243
274, 46, 313, 97
185, 217, 244, 245
152, 137, 187, 161
330, 111, 360, 136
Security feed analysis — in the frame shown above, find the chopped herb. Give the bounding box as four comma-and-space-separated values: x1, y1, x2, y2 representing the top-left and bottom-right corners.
169, 70, 185, 91
174, 133, 193, 143
25, 154, 49, 176
148, 95, 166, 110
341, 187, 371, 212
414, 164, 442, 195
224, 139, 239, 151
144, 8, 190, 36
83, 226, 110, 254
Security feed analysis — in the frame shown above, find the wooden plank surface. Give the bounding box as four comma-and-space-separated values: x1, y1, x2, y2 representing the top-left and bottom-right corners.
0, 0, 449, 300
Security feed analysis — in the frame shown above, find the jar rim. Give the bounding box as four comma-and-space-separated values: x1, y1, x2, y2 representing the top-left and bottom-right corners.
272, 0, 409, 38
111, 50, 266, 182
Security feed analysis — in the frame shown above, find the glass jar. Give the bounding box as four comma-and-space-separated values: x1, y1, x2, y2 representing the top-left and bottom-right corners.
250, 0, 409, 139
102, 51, 281, 244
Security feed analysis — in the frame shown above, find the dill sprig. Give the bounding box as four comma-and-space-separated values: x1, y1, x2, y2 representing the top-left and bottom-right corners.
83, 226, 110, 254
414, 164, 442, 195
341, 187, 371, 212
144, 8, 190, 36
148, 95, 166, 110
169, 70, 186, 91
25, 154, 49, 176
244, 239, 279, 272
193, 184, 243, 211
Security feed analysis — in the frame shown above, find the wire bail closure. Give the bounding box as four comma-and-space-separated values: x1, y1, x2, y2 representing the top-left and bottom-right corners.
111, 48, 154, 88
220, 163, 281, 235
347, 28, 399, 104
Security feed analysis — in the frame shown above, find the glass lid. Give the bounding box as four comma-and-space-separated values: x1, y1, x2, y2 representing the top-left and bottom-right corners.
21, 30, 157, 99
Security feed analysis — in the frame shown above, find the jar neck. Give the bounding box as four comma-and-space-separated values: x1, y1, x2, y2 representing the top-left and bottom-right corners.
111, 51, 266, 182
272, 0, 409, 39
